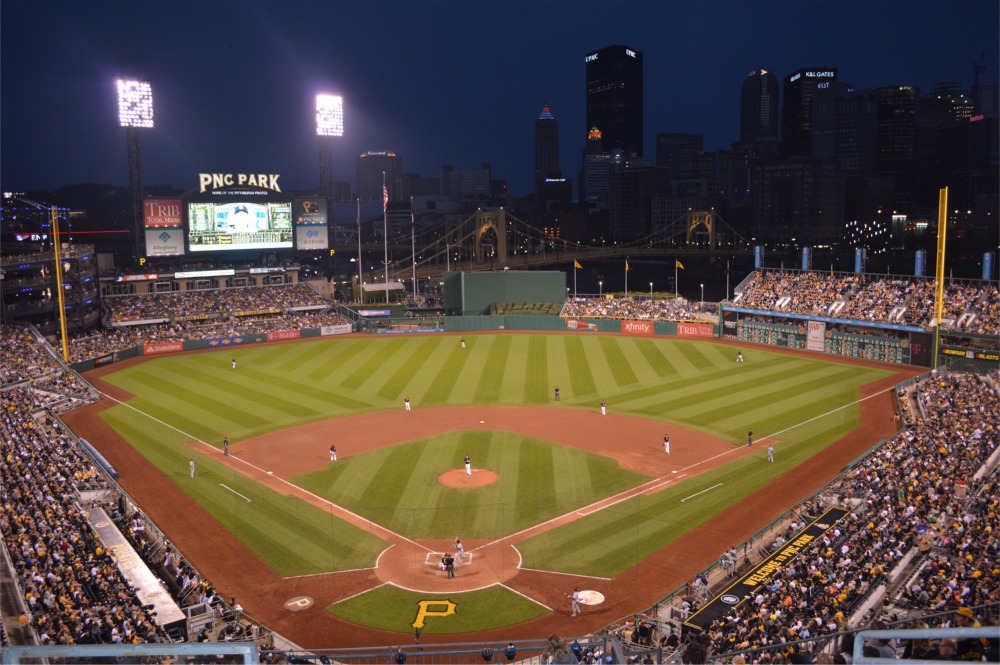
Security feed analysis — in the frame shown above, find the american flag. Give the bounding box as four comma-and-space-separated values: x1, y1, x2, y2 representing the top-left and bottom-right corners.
382, 184, 388, 212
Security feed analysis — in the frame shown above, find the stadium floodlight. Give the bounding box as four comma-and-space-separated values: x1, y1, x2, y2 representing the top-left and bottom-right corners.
316, 94, 344, 136
117, 79, 154, 128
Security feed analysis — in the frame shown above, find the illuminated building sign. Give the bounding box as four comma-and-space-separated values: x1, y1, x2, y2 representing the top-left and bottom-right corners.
585, 53, 598, 63
805, 71, 835, 78
198, 173, 282, 193
625, 48, 637, 58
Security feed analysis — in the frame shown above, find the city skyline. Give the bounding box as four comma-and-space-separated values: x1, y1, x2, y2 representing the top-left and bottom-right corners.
1, 0, 997, 198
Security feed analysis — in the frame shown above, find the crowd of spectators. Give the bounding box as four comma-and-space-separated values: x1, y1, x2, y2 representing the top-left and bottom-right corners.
1, 325, 64, 386
1, 329, 251, 648
735, 271, 1000, 335
2, 296, 998, 656
1, 387, 165, 645
561, 296, 710, 322
105, 284, 328, 323
57, 284, 353, 362
688, 371, 999, 662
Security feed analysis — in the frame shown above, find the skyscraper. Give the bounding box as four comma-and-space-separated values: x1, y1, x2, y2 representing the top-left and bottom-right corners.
534, 103, 560, 198
585, 45, 644, 158
781, 67, 839, 157
356, 151, 402, 202
741, 68, 780, 148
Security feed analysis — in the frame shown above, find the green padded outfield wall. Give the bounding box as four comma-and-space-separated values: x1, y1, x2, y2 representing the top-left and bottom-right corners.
443, 271, 566, 315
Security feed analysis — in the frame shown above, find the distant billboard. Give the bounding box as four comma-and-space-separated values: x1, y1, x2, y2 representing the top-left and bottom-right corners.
143, 199, 182, 228
293, 196, 329, 250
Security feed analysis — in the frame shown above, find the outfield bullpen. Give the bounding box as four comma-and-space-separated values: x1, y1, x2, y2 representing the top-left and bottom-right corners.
63, 333, 920, 647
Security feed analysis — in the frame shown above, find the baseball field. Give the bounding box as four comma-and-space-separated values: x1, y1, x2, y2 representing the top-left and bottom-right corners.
65, 332, 916, 645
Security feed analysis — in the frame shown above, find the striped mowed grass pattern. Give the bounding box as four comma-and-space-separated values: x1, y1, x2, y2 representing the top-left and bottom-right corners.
291, 430, 649, 539
98, 334, 891, 576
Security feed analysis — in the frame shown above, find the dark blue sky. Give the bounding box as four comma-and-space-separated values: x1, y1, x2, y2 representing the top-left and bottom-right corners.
2, 0, 996, 198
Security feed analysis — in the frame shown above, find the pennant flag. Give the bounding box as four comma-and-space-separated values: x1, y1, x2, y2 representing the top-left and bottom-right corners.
574, 260, 583, 269
382, 184, 389, 212
675, 260, 685, 270
625, 260, 630, 272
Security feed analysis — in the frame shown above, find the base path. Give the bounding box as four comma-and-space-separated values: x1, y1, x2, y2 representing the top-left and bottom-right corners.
62, 352, 920, 648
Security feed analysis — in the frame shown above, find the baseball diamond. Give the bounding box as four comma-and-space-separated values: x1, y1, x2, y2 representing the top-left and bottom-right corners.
59, 332, 918, 647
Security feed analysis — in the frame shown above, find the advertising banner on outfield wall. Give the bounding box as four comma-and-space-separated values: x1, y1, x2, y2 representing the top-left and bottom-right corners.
266, 330, 301, 342
722, 310, 738, 339
205, 336, 247, 348
806, 321, 826, 352
144, 341, 184, 355
621, 320, 654, 335
565, 319, 598, 331
677, 322, 714, 338
320, 324, 353, 336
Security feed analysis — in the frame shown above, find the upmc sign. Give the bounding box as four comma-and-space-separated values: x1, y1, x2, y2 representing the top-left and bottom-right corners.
621, 320, 654, 336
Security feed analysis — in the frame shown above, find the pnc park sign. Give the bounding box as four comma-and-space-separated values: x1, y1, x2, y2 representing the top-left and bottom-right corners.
198, 172, 282, 193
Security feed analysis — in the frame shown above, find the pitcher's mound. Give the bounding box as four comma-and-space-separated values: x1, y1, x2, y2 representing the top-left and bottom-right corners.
439, 469, 498, 488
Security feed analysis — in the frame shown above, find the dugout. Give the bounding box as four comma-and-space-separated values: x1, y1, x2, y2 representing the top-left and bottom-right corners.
442, 271, 566, 316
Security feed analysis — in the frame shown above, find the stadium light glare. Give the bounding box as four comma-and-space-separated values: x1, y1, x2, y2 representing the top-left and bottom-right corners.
316, 94, 344, 137
117, 79, 154, 128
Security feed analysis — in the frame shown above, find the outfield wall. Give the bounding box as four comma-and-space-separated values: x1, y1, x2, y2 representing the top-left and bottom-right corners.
721, 307, 933, 367
443, 271, 567, 315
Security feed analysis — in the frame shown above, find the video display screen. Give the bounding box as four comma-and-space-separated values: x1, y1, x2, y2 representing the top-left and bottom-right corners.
187, 201, 293, 252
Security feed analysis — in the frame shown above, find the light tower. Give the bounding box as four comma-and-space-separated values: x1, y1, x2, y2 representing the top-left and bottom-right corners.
117, 79, 154, 264
316, 94, 344, 200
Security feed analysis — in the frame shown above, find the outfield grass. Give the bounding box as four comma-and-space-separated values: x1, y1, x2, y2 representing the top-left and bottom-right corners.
98, 334, 892, 579
328, 584, 548, 634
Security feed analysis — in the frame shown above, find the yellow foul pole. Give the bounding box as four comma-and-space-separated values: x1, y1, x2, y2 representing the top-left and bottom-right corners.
931, 187, 947, 369
50, 206, 70, 361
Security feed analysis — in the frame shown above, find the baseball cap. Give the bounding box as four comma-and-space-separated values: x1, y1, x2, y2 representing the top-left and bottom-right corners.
956, 606, 974, 619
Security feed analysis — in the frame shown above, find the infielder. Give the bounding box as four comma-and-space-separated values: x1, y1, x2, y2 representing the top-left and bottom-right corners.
663, 435, 670, 454
404, 396, 411, 411
600, 400, 606, 416
464, 455, 471, 476
767, 445, 774, 463
330, 444, 336, 462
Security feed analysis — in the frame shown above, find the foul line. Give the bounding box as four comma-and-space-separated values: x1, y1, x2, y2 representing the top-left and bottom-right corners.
680, 483, 724, 503
219, 484, 251, 503
101, 383, 896, 569
97, 390, 431, 554
480, 385, 897, 552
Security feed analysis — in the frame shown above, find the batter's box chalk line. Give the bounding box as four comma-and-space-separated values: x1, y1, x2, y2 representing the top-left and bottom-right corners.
424, 552, 474, 566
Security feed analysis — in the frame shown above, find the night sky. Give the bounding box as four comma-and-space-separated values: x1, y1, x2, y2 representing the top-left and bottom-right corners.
1, 0, 996, 198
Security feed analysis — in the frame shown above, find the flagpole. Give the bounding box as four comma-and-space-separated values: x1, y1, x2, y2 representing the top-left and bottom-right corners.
410, 197, 416, 300
625, 259, 629, 297
675, 262, 678, 298
726, 260, 731, 301
356, 198, 362, 303
383, 172, 389, 304
573, 261, 577, 296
